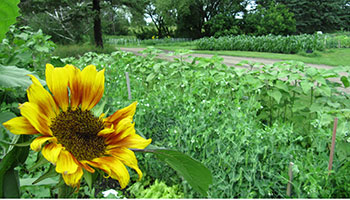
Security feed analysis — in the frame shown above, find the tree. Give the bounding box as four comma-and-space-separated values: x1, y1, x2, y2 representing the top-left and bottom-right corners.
244, 2, 296, 36
256, 0, 350, 33
93, 0, 103, 47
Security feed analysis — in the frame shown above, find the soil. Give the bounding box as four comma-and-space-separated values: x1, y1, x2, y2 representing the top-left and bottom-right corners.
118, 47, 349, 93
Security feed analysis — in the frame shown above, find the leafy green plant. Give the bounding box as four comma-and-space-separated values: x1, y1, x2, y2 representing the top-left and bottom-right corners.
196, 34, 327, 54
61, 48, 350, 198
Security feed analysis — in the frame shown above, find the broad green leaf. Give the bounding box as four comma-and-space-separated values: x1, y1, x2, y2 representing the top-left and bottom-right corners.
0, 135, 29, 198
341, 76, 350, 88
152, 149, 212, 196
20, 177, 57, 186
267, 89, 282, 104
336, 141, 350, 162
29, 154, 49, 171
83, 170, 93, 191
0, 0, 20, 41
3, 169, 20, 198
146, 73, 156, 82
0, 65, 45, 88
300, 80, 312, 94
32, 165, 57, 185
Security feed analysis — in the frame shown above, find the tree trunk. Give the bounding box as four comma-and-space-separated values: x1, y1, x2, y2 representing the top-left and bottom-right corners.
93, 0, 103, 48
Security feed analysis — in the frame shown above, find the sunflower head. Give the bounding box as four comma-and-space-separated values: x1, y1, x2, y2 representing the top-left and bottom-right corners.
3, 64, 152, 189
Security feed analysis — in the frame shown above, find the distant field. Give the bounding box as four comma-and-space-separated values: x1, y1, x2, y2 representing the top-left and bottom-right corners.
113, 43, 350, 67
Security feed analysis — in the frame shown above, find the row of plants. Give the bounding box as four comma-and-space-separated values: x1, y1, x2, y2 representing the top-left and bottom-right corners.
106, 36, 192, 46
195, 34, 350, 54
58, 48, 350, 198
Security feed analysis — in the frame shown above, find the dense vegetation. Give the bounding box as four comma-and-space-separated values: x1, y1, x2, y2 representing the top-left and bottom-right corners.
2, 0, 350, 198
196, 33, 350, 54
2, 26, 350, 198
17, 0, 350, 46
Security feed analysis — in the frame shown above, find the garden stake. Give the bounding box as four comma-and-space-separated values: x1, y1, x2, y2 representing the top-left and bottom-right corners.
125, 72, 132, 100
286, 162, 294, 197
328, 117, 338, 175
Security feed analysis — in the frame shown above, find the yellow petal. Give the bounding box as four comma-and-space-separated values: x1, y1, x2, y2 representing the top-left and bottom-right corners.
105, 117, 135, 145
108, 148, 143, 180
87, 68, 105, 110
62, 166, 83, 189
97, 126, 115, 136
45, 64, 69, 111
64, 64, 82, 110
27, 75, 59, 119
2, 116, 38, 135
56, 149, 79, 175
89, 157, 130, 189
42, 142, 63, 164
30, 136, 56, 152
105, 102, 137, 126
19, 102, 52, 136
80, 65, 105, 111
109, 134, 152, 150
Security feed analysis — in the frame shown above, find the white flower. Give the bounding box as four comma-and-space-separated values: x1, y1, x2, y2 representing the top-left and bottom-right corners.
102, 189, 119, 198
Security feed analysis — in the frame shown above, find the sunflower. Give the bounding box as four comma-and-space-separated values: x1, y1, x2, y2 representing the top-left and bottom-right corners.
2, 64, 152, 189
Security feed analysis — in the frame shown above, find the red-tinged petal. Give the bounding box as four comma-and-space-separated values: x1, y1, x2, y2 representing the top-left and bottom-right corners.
80, 65, 104, 111
42, 142, 63, 164
56, 149, 79, 175
87, 157, 130, 189
80, 161, 95, 173
97, 126, 115, 137
2, 116, 38, 135
104, 102, 137, 126
62, 166, 83, 189
64, 64, 82, 110
30, 136, 56, 152
105, 117, 135, 145
108, 134, 152, 150
108, 148, 143, 180
45, 64, 69, 111
27, 75, 59, 119
19, 102, 52, 136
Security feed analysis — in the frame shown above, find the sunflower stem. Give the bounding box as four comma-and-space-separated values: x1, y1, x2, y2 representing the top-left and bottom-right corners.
58, 176, 74, 198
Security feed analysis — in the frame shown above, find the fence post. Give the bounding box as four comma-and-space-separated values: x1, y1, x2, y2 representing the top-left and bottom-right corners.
328, 117, 338, 175
286, 162, 294, 197
125, 72, 132, 100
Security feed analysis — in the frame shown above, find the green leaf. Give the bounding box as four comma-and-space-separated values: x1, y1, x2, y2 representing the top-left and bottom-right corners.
0, 0, 20, 41
152, 149, 212, 196
32, 165, 57, 185
267, 89, 282, 104
2, 169, 20, 198
300, 80, 312, 94
20, 177, 57, 186
146, 73, 156, 82
0, 65, 45, 88
29, 153, 49, 171
341, 76, 350, 88
83, 170, 93, 191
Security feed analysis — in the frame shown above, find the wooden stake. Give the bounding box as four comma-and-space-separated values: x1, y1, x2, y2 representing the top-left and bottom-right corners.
328, 117, 338, 175
125, 72, 132, 100
286, 162, 294, 197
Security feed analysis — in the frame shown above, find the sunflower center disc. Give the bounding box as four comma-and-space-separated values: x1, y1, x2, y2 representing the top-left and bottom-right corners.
50, 108, 106, 161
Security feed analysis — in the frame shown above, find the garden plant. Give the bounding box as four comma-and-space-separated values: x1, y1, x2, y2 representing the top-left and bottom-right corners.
1, 0, 350, 199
